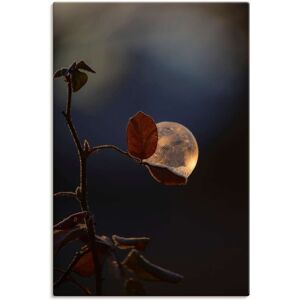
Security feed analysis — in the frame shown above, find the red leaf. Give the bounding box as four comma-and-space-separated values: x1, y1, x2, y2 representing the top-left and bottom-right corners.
72, 248, 95, 277
144, 164, 187, 186
54, 224, 88, 255
54, 211, 87, 230
72, 241, 111, 277
127, 111, 158, 159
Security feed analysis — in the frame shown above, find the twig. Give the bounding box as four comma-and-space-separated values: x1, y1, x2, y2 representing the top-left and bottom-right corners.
90, 144, 128, 156
56, 73, 141, 295
54, 248, 87, 289
60, 77, 103, 295
62, 111, 83, 156
66, 75, 72, 118
89, 145, 141, 163
54, 192, 77, 199
54, 268, 92, 295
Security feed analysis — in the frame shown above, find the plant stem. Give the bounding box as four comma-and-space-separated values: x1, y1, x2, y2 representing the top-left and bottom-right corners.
55, 268, 92, 296
54, 191, 77, 198
90, 144, 129, 156
62, 77, 103, 295
79, 154, 103, 295
89, 145, 141, 164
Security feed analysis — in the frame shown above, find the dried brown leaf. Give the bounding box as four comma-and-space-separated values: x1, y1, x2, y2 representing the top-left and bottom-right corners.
54, 224, 88, 255
72, 241, 112, 277
72, 248, 95, 277
54, 211, 87, 230
123, 249, 183, 283
112, 235, 150, 251
145, 164, 187, 186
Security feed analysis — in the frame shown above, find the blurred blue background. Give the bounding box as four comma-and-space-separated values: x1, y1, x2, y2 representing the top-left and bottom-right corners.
53, 3, 248, 296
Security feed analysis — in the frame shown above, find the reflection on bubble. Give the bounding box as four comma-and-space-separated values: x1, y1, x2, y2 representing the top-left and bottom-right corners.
144, 122, 199, 178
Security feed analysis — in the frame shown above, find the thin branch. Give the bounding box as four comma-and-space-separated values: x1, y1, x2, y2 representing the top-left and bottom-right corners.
80, 156, 103, 295
59, 76, 103, 295
90, 145, 128, 156
54, 192, 77, 199
62, 111, 83, 156
66, 75, 72, 117
54, 268, 92, 295
53, 192, 80, 207
62, 78, 83, 156
54, 248, 86, 289
89, 145, 141, 163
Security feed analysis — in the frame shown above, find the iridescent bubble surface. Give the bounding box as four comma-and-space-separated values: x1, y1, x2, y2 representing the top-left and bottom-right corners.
144, 122, 199, 178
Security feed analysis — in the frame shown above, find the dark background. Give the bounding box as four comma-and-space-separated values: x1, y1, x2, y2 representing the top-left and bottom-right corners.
53, 3, 249, 296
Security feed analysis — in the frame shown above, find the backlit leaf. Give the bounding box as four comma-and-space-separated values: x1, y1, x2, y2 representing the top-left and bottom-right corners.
123, 249, 183, 283
112, 235, 150, 251
144, 163, 187, 186
54, 68, 68, 78
71, 70, 88, 92
76, 61, 96, 73
54, 224, 88, 255
54, 211, 87, 230
72, 247, 95, 277
72, 241, 112, 277
68, 61, 77, 72
127, 111, 158, 159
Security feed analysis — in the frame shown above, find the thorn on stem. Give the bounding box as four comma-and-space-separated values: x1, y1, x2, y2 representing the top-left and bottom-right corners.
83, 139, 91, 154
75, 186, 81, 198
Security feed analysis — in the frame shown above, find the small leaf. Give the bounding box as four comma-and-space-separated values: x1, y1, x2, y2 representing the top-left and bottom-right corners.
123, 249, 183, 283
54, 68, 68, 78
127, 111, 158, 159
71, 70, 88, 92
54, 224, 88, 255
72, 242, 111, 277
68, 61, 77, 72
112, 235, 150, 251
125, 278, 146, 295
54, 211, 87, 230
76, 61, 96, 73
144, 164, 187, 186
